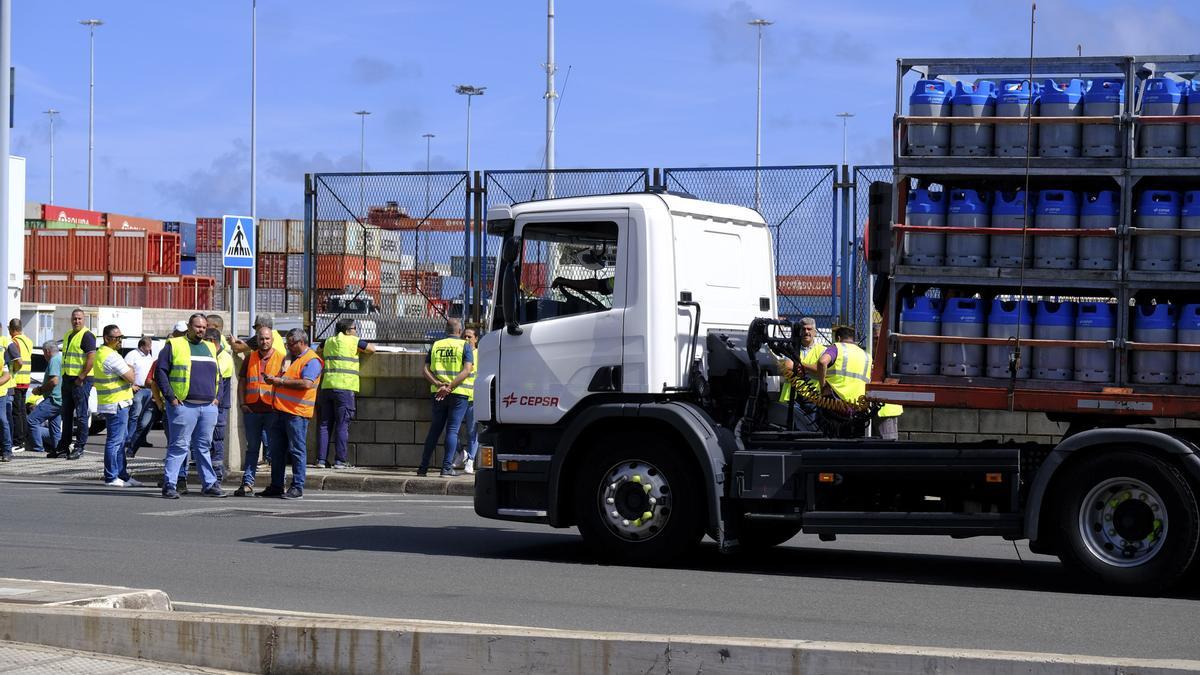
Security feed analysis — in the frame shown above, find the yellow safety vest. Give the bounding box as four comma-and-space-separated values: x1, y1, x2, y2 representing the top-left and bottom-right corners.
321, 334, 361, 392
878, 402, 904, 417
217, 349, 235, 379
92, 345, 133, 406
429, 337, 471, 397
166, 336, 219, 402
11, 334, 32, 386
827, 342, 871, 403
62, 328, 95, 377
781, 340, 827, 402
464, 345, 477, 402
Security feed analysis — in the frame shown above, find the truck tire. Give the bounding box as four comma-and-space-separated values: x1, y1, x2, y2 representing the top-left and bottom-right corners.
1054, 451, 1199, 593
573, 433, 705, 565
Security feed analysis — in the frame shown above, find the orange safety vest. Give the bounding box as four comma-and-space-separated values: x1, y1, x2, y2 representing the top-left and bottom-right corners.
272, 349, 322, 418
243, 348, 285, 408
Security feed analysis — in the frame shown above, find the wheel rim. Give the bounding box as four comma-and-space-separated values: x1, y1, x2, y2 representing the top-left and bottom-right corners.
1077, 476, 1168, 568
596, 460, 672, 542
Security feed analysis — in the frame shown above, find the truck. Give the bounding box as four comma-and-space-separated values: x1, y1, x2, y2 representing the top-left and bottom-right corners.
472, 54, 1200, 594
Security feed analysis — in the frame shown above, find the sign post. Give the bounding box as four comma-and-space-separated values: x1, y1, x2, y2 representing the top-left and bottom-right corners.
222, 214, 255, 338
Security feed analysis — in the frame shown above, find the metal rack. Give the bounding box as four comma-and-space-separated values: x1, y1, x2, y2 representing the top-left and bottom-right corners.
872, 54, 1200, 418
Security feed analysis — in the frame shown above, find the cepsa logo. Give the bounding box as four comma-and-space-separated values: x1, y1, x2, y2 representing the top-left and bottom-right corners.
502, 392, 560, 408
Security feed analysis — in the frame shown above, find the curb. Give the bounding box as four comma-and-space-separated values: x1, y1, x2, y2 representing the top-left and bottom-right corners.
0, 578, 171, 612
1, 602, 1197, 675
127, 469, 476, 497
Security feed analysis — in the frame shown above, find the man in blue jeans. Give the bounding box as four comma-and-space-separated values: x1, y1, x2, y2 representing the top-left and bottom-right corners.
26, 341, 63, 454
262, 328, 322, 500
93, 324, 144, 487
419, 319, 473, 477
156, 313, 225, 499
123, 338, 158, 459
0, 356, 11, 462
235, 325, 284, 497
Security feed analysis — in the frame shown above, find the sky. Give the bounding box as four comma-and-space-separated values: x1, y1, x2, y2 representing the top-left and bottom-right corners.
11, 0, 1199, 222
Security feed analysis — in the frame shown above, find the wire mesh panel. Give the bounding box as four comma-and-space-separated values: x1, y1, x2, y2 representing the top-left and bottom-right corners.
663, 166, 838, 327
310, 171, 469, 343
852, 165, 894, 341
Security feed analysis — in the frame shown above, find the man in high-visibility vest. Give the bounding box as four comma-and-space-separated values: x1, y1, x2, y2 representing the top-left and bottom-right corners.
0, 349, 11, 461
419, 319, 473, 477
205, 314, 232, 353
6, 318, 33, 451
93, 324, 145, 487
261, 328, 323, 500
453, 326, 479, 474
316, 318, 375, 469
26, 341, 63, 455
207, 328, 235, 482
56, 308, 98, 460
154, 313, 225, 499
816, 325, 872, 409
779, 317, 827, 403
869, 320, 903, 440
234, 324, 285, 497
230, 314, 284, 356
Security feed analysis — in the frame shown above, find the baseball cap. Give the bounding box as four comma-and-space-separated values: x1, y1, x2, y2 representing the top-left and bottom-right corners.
173, 320, 188, 333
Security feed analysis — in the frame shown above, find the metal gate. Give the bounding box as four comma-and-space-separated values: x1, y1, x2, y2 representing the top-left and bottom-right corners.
851, 165, 894, 340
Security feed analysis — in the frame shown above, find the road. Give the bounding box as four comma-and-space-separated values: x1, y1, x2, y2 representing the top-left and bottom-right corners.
0, 475, 1196, 661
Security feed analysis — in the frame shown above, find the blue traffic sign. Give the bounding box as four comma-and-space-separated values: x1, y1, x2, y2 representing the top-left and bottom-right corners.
222, 215, 256, 269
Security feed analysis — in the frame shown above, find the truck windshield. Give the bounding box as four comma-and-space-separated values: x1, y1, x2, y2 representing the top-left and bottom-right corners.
518, 221, 619, 324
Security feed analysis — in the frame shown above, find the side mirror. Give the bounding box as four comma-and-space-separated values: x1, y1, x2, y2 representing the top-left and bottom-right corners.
500, 237, 523, 336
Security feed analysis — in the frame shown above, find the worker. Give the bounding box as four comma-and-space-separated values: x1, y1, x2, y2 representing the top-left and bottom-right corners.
262, 328, 323, 500
206, 314, 232, 353
315, 318, 375, 469
235, 324, 285, 497
56, 308, 98, 460
156, 313, 224, 499
419, 319, 472, 477
207, 328, 235, 483
92, 324, 144, 487
230, 314, 284, 355
816, 325, 871, 406
779, 317, 827, 402
869, 318, 902, 440
453, 326, 479, 474
6, 319, 33, 451
0, 349, 11, 461
25, 341, 62, 455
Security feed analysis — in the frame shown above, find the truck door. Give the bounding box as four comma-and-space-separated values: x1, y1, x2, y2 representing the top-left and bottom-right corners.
497, 211, 627, 425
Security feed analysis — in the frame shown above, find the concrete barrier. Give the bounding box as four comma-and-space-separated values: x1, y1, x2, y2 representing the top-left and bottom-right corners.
0, 602, 1197, 674
0, 578, 171, 611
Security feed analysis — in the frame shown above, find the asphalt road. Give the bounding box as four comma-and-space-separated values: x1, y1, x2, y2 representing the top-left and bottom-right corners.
0, 475, 1195, 661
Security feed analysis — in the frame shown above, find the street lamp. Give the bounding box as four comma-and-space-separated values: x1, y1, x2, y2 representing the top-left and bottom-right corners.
455, 85, 486, 175
455, 85, 485, 317
44, 109, 59, 203
354, 110, 370, 217
836, 111, 855, 166
748, 18, 771, 211
79, 18, 102, 210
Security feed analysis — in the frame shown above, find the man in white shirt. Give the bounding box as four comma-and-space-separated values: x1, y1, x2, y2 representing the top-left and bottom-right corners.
124, 338, 158, 459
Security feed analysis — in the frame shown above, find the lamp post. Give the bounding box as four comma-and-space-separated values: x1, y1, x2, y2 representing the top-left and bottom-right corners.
354, 110, 370, 218
836, 111, 854, 166
748, 18, 771, 211
455, 85, 485, 175
454, 85, 485, 316
247, 0, 256, 338
44, 109, 59, 203
79, 18, 102, 210
544, 0, 556, 199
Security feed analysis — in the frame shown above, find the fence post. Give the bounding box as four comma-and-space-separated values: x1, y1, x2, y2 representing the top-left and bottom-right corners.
472, 170, 484, 327
303, 173, 315, 335
829, 167, 841, 323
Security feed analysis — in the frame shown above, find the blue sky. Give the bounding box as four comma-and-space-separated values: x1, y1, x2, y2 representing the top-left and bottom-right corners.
12, 0, 1199, 222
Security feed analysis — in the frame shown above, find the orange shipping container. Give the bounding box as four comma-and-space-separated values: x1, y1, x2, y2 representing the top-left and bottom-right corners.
145, 275, 181, 308
147, 232, 181, 275
316, 255, 382, 290
23, 231, 35, 270
109, 274, 146, 306
71, 273, 107, 306
29, 273, 74, 305
196, 217, 223, 253
71, 229, 109, 273
256, 253, 287, 288
109, 230, 149, 274
31, 229, 71, 272
104, 212, 164, 233
178, 275, 215, 311
776, 275, 840, 297
224, 268, 251, 286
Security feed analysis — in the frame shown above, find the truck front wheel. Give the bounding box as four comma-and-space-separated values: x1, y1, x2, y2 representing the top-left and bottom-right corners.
573, 435, 705, 565
1055, 451, 1199, 593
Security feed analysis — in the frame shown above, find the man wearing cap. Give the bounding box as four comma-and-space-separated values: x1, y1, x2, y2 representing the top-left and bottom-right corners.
6, 319, 33, 451
315, 318, 374, 469
231, 315, 284, 355
55, 309, 97, 460
155, 313, 225, 499
779, 317, 827, 404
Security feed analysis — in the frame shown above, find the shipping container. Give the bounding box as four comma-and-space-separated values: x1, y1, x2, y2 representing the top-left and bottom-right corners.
103, 212, 164, 233
256, 253, 288, 288
30, 229, 71, 272
379, 229, 409, 263
29, 273, 73, 305
42, 204, 103, 227
147, 232, 181, 275
224, 268, 251, 286
178, 275, 215, 311
316, 254, 382, 290
286, 219, 305, 253
213, 288, 250, 313
71, 229, 110, 273
776, 275, 840, 296
195, 252, 223, 278
72, 273, 107, 306
286, 289, 304, 313
44, 219, 102, 230
399, 270, 442, 296
23, 230, 35, 270
286, 254, 304, 289
196, 217, 223, 253
180, 258, 197, 276
109, 274, 146, 306
109, 230, 149, 274
20, 272, 32, 302
257, 288, 287, 314
380, 260, 401, 288
257, 218, 288, 253
145, 275, 182, 308
315, 221, 382, 257
165, 221, 198, 257
24, 218, 43, 229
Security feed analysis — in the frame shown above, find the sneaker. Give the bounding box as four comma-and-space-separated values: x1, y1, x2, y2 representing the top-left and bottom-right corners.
66, 449, 84, 460
281, 486, 303, 500
124, 450, 137, 460
334, 462, 352, 470
178, 478, 190, 495
452, 450, 466, 470
257, 486, 284, 498
162, 487, 180, 499
464, 463, 474, 475
440, 469, 459, 477
234, 484, 253, 497
105, 478, 126, 487
123, 477, 144, 488
0, 455, 9, 463
202, 486, 228, 498
415, 469, 428, 477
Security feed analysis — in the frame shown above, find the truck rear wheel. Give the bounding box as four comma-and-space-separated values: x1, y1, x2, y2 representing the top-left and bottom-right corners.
1055, 451, 1199, 593
573, 435, 704, 565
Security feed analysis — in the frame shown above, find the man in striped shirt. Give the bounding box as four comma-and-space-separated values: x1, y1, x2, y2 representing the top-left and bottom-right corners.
155, 313, 225, 499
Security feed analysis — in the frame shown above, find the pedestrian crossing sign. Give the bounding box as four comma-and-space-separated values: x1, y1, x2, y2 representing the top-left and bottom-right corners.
222, 215, 256, 269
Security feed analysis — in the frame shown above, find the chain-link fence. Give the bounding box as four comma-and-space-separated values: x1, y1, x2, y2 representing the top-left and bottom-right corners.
851, 165, 893, 340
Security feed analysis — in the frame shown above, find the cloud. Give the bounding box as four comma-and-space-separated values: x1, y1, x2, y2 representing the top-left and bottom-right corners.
383, 107, 424, 134
351, 56, 421, 84
408, 153, 457, 171
704, 1, 875, 67
154, 140, 251, 216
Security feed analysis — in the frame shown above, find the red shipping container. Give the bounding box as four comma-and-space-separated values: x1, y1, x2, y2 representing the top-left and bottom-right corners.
426, 298, 450, 318
316, 255, 381, 290
20, 272, 33, 302
30, 273, 74, 305
520, 261, 548, 297
196, 217, 223, 253
109, 274, 146, 306
71, 273, 106, 306
776, 275, 840, 296
145, 275, 181, 308
71, 229, 110, 273
23, 230, 35, 271
103, 212, 164, 233
256, 253, 287, 288
31, 229, 71, 272
178, 275, 215, 311
109, 230, 149, 273
147, 232, 181, 275
41, 203, 103, 227
224, 268, 251, 286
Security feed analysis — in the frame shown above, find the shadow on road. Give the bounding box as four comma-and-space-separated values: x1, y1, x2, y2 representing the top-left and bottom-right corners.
240, 524, 1199, 599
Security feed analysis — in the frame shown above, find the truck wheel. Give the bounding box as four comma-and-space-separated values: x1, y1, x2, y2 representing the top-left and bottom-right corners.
573, 436, 704, 565
1055, 451, 1199, 593
733, 519, 803, 551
